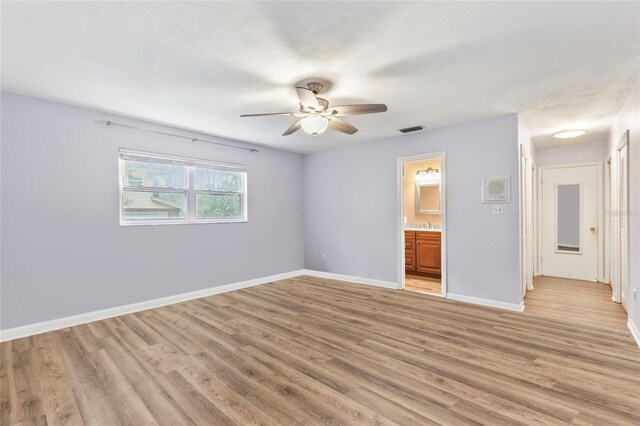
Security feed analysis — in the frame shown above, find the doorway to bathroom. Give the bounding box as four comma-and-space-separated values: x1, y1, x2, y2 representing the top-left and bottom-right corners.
398, 153, 446, 297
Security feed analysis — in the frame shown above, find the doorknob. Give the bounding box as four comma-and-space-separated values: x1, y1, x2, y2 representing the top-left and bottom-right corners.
590, 226, 597, 232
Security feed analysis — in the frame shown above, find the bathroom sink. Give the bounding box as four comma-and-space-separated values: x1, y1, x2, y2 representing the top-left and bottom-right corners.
404, 225, 441, 232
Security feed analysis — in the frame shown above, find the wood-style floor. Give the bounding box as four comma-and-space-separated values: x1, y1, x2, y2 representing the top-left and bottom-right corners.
405, 274, 441, 295
525, 276, 629, 329
2, 275, 639, 425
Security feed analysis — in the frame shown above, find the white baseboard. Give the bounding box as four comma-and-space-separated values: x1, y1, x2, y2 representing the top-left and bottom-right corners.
1, 268, 529, 341
628, 320, 640, 349
301, 270, 520, 312
0, 269, 305, 342
300, 269, 399, 289
447, 293, 525, 312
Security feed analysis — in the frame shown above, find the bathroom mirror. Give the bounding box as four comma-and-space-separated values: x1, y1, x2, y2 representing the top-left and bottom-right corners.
416, 183, 441, 214
556, 183, 580, 253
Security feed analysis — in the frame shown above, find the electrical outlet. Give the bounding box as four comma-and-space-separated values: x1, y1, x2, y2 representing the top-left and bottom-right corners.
322, 254, 326, 262
492, 205, 504, 215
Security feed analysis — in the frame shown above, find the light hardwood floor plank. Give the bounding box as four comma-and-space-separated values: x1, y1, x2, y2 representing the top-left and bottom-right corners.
1, 275, 639, 425
405, 275, 441, 295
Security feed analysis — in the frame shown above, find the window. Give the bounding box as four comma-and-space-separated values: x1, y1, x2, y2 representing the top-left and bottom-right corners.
119, 149, 247, 225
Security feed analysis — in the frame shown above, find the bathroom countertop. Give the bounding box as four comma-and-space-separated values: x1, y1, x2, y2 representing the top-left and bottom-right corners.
404, 228, 441, 232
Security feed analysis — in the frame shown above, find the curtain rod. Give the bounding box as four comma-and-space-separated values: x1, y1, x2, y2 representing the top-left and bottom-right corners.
100, 120, 259, 153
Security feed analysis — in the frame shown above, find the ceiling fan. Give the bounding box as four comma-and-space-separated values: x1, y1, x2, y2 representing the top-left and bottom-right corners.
240, 82, 387, 136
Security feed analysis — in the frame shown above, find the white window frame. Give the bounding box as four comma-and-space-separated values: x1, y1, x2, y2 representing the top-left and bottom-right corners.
119, 148, 248, 226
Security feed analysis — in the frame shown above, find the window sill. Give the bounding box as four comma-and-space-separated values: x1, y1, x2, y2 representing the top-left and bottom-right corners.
119, 218, 248, 226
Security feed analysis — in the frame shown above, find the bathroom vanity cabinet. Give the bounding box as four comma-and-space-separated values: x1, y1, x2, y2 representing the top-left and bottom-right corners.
404, 230, 441, 276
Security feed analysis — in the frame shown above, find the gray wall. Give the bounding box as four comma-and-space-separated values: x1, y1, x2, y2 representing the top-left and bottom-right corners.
0, 94, 525, 328
1, 93, 305, 329
303, 114, 523, 305
536, 139, 606, 166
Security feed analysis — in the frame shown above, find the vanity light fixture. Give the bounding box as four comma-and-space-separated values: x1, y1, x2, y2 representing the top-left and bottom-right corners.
553, 129, 586, 139
416, 167, 441, 183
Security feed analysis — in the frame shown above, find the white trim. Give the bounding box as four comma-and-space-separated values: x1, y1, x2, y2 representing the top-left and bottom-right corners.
0, 270, 305, 342
305, 271, 525, 312
628, 321, 640, 349
536, 164, 543, 275
301, 269, 398, 289
603, 153, 611, 285
447, 293, 525, 312
301, 270, 526, 315
1, 267, 534, 342
597, 161, 604, 283
532, 163, 539, 280
519, 148, 524, 298
519, 149, 535, 298
519, 150, 536, 297
396, 152, 447, 297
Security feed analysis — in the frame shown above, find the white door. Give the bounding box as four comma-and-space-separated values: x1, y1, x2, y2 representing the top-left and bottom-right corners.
541, 164, 600, 281
619, 144, 629, 309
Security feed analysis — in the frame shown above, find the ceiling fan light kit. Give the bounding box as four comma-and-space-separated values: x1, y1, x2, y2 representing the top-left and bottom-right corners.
300, 115, 329, 136
241, 81, 387, 137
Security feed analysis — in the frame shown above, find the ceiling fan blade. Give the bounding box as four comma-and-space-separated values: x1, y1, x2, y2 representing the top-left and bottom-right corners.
330, 104, 387, 116
328, 117, 358, 135
240, 112, 297, 117
296, 87, 320, 110
282, 119, 303, 136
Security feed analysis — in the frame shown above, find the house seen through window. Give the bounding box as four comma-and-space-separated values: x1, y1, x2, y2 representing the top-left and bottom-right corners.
120, 150, 247, 224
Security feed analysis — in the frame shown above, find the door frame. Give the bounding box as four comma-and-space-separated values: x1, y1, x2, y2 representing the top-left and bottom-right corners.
520, 152, 528, 296
536, 165, 543, 276
617, 131, 630, 310
519, 151, 536, 296
532, 164, 539, 279
397, 152, 447, 297
537, 161, 604, 282
604, 153, 612, 287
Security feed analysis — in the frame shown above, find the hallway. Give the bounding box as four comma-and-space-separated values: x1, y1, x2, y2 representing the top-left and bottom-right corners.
525, 276, 628, 330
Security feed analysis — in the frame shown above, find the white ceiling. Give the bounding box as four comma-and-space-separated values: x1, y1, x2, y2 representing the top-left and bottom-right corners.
2, 1, 639, 153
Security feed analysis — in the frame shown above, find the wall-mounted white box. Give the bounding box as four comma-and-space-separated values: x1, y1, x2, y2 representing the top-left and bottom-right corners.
482, 176, 510, 203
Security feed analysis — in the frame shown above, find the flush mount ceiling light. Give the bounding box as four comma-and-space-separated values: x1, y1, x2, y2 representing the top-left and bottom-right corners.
240, 81, 387, 136
300, 115, 329, 136
553, 129, 586, 139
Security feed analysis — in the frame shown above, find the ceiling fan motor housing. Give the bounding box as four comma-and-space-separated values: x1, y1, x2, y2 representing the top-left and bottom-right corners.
306, 82, 324, 94
303, 97, 329, 113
